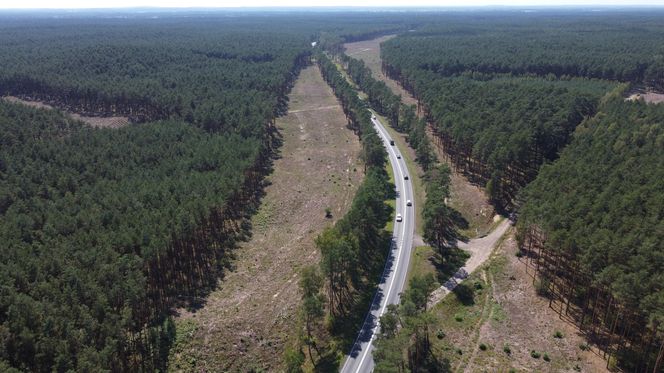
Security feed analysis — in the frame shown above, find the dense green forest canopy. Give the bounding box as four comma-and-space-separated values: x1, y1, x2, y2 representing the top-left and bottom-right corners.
0, 12, 418, 371
421, 73, 612, 171
379, 14, 664, 369
2, 9, 664, 372
0, 101, 259, 371
378, 13, 655, 205
519, 96, 664, 329
382, 11, 664, 86
0, 17, 313, 134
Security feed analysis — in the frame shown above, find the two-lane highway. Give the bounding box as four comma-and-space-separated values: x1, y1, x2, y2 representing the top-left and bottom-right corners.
340, 113, 415, 373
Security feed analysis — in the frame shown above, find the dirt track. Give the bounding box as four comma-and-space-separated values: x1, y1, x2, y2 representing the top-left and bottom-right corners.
428, 218, 511, 308
2, 96, 129, 128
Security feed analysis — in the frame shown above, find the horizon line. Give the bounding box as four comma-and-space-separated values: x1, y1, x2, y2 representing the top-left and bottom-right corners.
2, 4, 664, 10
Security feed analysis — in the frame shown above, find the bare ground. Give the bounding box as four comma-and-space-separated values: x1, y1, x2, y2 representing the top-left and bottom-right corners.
626, 91, 664, 104
427, 127, 495, 237
2, 96, 129, 128
431, 232, 607, 373
344, 36, 418, 107
167, 65, 363, 372
428, 218, 511, 308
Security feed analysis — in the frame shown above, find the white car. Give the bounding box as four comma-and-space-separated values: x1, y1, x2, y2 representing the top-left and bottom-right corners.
397, 154, 401, 159
371, 114, 376, 120
406, 200, 412, 206
396, 213, 403, 222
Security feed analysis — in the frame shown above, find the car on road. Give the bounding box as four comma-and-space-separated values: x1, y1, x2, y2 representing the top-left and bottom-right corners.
404, 175, 409, 180
406, 200, 412, 206
371, 114, 376, 120
396, 154, 401, 159
396, 213, 403, 222
389, 139, 395, 145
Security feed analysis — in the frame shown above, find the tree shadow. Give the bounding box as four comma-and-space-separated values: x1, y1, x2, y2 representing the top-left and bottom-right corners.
452, 282, 475, 306
429, 247, 470, 286
448, 207, 469, 243
314, 349, 341, 373
422, 353, 452, 373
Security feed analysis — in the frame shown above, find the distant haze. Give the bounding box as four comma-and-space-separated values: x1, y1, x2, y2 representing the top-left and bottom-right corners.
1, 0, 664, 9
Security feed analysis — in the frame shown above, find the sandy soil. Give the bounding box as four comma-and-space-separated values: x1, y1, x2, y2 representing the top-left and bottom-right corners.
627, 91, 664, 104
463, 234, 607, 372
2, 96, 129, 128
429, 233, 607, 372
168, 65, 363, 372
428, 218, 511, 308
344, 36, 418, 107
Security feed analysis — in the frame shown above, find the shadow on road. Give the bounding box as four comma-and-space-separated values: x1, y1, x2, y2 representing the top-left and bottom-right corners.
345, 235, 398, 360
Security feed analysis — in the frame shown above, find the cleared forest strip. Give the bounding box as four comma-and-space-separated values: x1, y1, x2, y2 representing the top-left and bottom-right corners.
343, 36, 495, 236
2, 95, 129, 128
344, 35, 418, 107
167, 64, 363, 372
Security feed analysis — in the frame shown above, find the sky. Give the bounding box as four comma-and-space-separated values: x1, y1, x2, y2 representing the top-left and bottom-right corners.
0, 0, 663, 8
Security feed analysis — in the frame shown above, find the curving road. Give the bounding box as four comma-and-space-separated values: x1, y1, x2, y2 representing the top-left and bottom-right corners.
340, 113, 415, 373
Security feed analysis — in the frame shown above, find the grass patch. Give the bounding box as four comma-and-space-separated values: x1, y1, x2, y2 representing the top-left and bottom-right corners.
384, 157, 396, 233
253, 199, 276, 231
491, 302, 507, 324
430, 269, 488, 368
535, 277, 551, 297
453, 282, 476, 306
168, 319, 199, 371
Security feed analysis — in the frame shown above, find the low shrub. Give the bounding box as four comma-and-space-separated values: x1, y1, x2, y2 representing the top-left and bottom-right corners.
534, 277, 551, 297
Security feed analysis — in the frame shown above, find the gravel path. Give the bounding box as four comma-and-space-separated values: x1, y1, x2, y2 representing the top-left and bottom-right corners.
427, 218, 511, 308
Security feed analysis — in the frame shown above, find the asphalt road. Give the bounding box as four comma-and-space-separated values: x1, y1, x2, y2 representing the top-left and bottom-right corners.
340, 114, 415, 373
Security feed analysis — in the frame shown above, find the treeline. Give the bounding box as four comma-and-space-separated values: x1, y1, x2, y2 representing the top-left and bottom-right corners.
382, 57, 613, 208
381, 12, 664, 87
340, 55, 436, 172
0, 16, 317, 371
374, 275, 440, 372
0, 19, 311, 135
335, 47, 459, 372
372, 166, 456, 373
336, 50, 461, 261
286, 53, 394, 369
0, 101, 265, 371
517, 95, 664, 372
378, 13, 664, 207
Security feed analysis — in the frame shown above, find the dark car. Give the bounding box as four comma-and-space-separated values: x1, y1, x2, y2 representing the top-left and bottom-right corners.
404, 175, 409, 180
